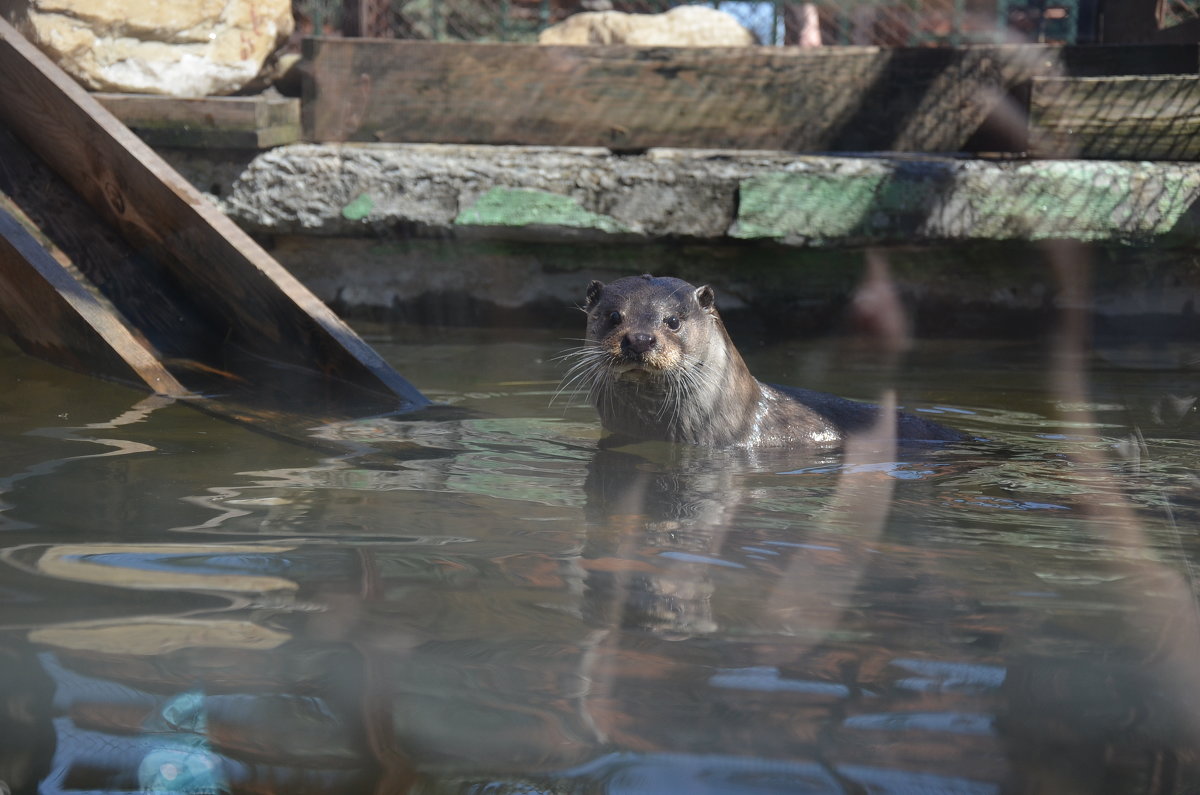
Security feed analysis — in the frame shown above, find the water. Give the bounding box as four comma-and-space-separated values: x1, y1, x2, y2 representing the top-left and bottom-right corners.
1, 326, 1198, 794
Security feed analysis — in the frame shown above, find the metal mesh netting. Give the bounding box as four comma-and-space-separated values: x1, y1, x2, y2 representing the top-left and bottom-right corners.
1162, 0, 1200, 27
301, 0, 1097, 45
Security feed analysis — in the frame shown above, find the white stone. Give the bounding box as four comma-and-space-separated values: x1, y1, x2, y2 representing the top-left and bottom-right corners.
538, 5, 756, 47
4, 0, 294, 96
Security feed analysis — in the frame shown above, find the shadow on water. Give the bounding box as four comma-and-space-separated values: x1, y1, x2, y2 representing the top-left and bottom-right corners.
2, 245, 1200, 793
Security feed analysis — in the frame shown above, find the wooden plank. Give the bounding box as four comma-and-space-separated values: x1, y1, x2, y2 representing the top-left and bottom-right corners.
0, 122, 442, 442
93, 92, 301, 149
301, 39, 1199, 152
0, 206, 189, 395
1057, 43, 1199, 74
0, 124, 222, 367
0, 17, 427, 413
1029, 75, 1200, 159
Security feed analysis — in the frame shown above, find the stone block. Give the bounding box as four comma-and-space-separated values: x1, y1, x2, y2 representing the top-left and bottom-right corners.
2, 0, 293, 96
538, 6, 755, 47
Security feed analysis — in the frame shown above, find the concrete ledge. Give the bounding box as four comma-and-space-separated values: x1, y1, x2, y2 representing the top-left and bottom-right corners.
733, 160, 1200, 245
210, 143, 1200, 247
150, 143, 1200, 338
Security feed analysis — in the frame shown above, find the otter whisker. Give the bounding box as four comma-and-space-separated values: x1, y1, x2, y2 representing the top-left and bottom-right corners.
552, 344, 613, 409
552, 355, 597, 397
568, 369, 609, 409
667, 352, 721, 441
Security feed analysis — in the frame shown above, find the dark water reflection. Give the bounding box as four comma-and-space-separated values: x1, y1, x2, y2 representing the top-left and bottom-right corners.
1, 330, 1199, 794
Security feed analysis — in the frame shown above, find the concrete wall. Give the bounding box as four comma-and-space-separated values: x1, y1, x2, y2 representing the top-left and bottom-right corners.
160, 143, 1200, 340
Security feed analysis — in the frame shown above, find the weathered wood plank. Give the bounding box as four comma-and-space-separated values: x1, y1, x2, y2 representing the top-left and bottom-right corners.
0, 206, 189, 395
1030, 75, 1200, 159
0, 17, 427, 412
1056, 43, 1199, 74
0, 124, 220, 366
301, 39, 1199, 152
0, 122, 436, 439
93, 92, 301, 149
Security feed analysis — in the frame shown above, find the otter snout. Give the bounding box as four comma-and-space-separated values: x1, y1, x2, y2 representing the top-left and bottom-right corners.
622, 332, 657, 356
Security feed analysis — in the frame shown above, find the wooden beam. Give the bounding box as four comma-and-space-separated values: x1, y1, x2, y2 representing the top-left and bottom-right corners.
93, 92, 301, 149
0, 206, 189, 395
0, 17, 427, 413
301, 39, 1199, 152
0, 123, 224, 368
0, 121, 434, 441
1030, 75, 1200, 159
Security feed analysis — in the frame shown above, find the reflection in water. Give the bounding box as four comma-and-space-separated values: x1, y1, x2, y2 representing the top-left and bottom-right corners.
0, 395, 171, 532
1, 279, 1199, 793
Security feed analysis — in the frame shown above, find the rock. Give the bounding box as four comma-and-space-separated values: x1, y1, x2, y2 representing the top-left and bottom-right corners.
2, 0, 294, 96
538, 5, 756, 47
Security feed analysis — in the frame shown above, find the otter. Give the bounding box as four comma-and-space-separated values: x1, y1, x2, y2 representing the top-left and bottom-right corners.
561, 274, 961, 448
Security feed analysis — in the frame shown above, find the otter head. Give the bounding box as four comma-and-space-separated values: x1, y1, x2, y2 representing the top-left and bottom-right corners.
584, 274, 719, 379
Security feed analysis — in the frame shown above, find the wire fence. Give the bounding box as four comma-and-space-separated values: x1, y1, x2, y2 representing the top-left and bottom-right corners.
300, 0, 1116, 46
1163, 0, 1200, 29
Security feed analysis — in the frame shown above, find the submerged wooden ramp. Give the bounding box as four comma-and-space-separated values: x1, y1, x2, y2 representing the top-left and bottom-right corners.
0, 18, 428, 440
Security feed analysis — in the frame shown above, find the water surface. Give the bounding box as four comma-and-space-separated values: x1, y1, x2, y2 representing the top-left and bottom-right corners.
1, 328, 1198, 794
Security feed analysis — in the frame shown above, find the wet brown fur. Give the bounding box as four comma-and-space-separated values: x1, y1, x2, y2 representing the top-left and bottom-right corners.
561, 274, 961, 448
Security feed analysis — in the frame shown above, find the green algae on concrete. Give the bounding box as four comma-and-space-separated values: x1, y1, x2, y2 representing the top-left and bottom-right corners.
734, 171, 883, 243
961, 161, 1200, 242
455, 187, 630, 233
214, 143, 1200, 247
341, 192, 375, 221
732, 166, 951, 244
733, 160, 1200, 245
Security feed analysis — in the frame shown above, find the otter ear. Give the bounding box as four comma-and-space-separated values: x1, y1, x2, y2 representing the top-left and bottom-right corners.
585, 280, 604, 310
695, 285, 716, 312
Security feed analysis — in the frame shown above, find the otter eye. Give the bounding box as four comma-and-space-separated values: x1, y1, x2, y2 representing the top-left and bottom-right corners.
664, 316, 681, 331
607, 311, 623, 325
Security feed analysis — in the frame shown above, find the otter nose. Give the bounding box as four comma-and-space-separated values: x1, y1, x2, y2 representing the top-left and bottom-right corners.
623, 332, 656, 355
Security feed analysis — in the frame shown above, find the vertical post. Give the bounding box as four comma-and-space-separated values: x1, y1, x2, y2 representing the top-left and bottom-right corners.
349, 0, 395, 38
343, 0, 363, 35
996, 0, 1010, 42
431, 0, 443, 40
1056, 0, 1081, 42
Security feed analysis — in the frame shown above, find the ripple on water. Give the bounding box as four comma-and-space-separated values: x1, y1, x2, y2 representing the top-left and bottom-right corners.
4, 334, 1200, 793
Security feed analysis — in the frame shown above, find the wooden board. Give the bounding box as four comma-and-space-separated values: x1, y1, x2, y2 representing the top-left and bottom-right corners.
0, 205, 189, 395
93, 92, 301, 149
0, 124, 223, 367
0, 122, 444, 442
1030, 75, 1200, 159
301, 39, 1199, 152
0, 17, 428, 416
